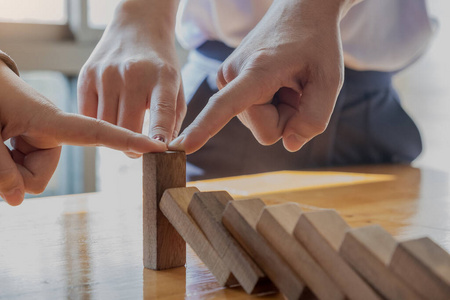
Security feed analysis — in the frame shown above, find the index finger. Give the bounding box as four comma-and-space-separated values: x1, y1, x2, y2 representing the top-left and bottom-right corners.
54, 112, 167, 153
169, 70, 273, 154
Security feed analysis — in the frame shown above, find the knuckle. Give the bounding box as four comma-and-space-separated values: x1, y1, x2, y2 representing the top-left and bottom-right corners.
158, 63, 179, 81
150, 101, 176, 117
123, 59, 148, 79
220, 63, 236, 83
100, 65, 119, 84
257, 132, 280, 146
250, 51, 272, 65
216, 70, 227, 89
150, 124, 170, 135
305, 118, 328, 136
27, 182, 46, 195
79, 63, 96, 80
77, 66, 97, 92
245, 51, 274, 74
91, 118, 108, 146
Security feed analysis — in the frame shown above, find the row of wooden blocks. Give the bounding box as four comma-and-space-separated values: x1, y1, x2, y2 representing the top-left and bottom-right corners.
142, 152, 450, 300
158, 187, 450, 300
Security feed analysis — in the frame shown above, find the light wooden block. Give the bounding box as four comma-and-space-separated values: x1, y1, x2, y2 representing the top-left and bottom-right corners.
257, 204, 344, 300
293, 210, 381, 300
389, 237, 450, 300
159, 187, 237, 286
188, 191, 274, 294
222, 198, 306, 300
143, 151, 186, 270
339, 225, 422, 300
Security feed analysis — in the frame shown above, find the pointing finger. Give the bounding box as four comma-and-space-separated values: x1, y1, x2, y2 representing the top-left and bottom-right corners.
52, 112, 167, 153
169, 70, 276, 154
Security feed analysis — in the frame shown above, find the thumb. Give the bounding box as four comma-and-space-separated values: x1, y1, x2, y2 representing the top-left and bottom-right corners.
0, 143, 25, 206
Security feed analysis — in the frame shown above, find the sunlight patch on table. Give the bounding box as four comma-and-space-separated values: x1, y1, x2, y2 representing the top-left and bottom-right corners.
188, 171, 395, 197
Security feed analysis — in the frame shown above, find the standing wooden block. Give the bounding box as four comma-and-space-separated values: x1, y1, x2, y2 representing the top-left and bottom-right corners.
188, 191, 274, 294
389, 237, 450, 300
257, 204, 344, 300
222, 199, 306, 300
159, 187, 237, 286
339, 225, 422, 300
143, 151, 186, 270
293, 210, 381, 300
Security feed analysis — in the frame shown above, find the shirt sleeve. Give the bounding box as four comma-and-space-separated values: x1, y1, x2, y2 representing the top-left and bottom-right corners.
0, 50, 20, 76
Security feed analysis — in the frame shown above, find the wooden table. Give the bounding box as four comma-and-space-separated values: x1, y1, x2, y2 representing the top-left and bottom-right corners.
1, 164, 449, 299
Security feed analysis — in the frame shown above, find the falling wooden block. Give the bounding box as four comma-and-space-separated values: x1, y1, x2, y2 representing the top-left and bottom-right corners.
222, 198, 306, 300
339, 225, 422, 300
159, 187, 237, 286
188, 191, 274, 294
257, 204, 344, 300
293, 210, 381, 300
389, 237, 450, 300
143, 151, 186, 270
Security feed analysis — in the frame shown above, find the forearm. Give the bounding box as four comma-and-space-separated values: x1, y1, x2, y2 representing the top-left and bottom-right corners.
273, 0, 362, 22
111, 0, 179, 43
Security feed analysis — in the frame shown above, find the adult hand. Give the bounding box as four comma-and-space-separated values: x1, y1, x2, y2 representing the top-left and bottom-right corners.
170, 0, 355, 154
0, 61, 166, 206
78, 0, 185, 149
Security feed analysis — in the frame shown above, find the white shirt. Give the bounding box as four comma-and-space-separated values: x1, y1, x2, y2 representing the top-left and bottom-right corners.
176, 0, 436, 72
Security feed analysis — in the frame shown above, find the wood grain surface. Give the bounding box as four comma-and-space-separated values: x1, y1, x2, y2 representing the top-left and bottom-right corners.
0, 164, 449, 299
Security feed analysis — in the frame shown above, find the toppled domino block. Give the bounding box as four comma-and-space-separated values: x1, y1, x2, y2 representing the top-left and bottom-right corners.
293, 210, 381, 300
389, 237, 450, 300
340, 225, 422, 300
188, 191, 275, 294
143, 151, 186, 270
257, 203, 345, 300
160, 187, 237, 286
222, 198, 307, 300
